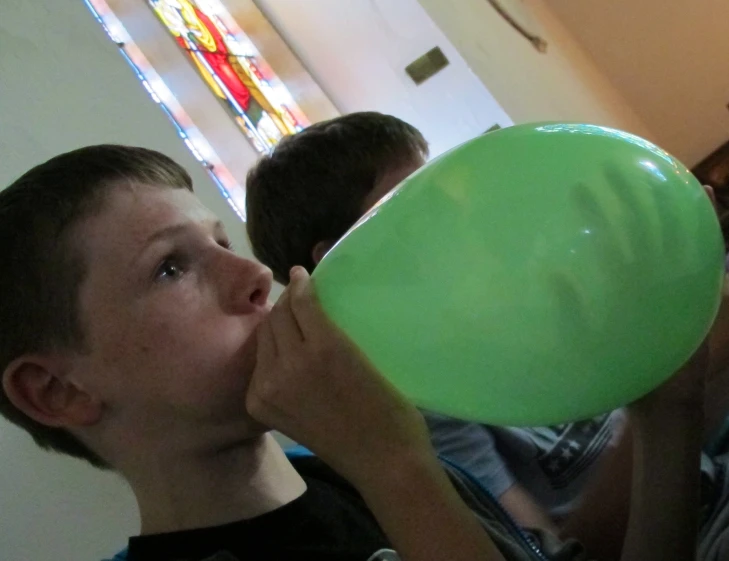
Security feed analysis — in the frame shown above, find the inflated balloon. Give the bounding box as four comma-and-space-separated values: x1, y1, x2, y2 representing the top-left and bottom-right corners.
312, 123, 724, 426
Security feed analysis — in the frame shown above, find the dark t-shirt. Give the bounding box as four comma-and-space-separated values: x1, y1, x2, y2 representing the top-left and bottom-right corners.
126, 457, 395, 561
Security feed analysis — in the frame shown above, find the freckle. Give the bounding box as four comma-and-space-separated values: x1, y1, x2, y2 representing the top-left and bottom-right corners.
140, 345, 151, 353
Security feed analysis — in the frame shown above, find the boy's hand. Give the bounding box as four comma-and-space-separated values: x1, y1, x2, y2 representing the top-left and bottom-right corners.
246, 266, 432, 485
640, 185, 714, 414
248, 267, 507, 561
629, 341, 708, 420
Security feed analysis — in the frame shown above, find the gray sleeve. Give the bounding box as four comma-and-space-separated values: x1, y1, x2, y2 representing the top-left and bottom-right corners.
700, 510, 729, 561
423, 410, 516, 498
700, 453, 729, 561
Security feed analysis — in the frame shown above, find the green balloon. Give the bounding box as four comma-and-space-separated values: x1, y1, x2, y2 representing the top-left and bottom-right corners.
312, 123, 724, 426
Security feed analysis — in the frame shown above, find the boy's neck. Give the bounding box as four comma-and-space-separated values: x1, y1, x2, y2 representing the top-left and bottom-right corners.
129, 433, 307, 535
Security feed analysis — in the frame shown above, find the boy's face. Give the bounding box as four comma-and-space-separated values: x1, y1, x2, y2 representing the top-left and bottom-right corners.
69, 184, 273, 450
362, 157, 425, 214
312, 157, 425, 267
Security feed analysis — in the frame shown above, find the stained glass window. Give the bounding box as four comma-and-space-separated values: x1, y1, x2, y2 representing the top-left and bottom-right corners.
148, 0, 308, 154
85, 0, 247, 217
84, 0, 314, 218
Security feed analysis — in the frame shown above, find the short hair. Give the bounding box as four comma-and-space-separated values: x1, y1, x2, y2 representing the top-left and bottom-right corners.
0, 145, 192, 469
246, 112, 428, 284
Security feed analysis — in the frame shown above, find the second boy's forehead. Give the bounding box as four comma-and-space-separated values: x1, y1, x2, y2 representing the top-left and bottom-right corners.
362, 157, 425, 213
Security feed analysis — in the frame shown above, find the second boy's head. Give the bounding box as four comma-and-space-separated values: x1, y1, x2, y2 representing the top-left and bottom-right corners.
246, 112, 429, 284
0, 146, 273, 472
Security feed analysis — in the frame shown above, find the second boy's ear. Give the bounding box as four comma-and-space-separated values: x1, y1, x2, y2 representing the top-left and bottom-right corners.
312, 240, 336, 267
704, 185, 717, 212
2, 356, 102, 429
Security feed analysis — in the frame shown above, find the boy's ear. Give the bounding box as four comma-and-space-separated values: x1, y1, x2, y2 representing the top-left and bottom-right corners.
2, 356, 102, 429
312, 239, 336, 266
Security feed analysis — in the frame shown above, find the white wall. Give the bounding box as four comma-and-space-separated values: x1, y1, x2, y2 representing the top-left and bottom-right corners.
0, 1, 254, 559
252, 0, 513, 157
545, 0, 729, 166
418, 0, 654, 140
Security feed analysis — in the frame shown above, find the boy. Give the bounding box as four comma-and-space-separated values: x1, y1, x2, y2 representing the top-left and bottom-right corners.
244, 112, 716, 557
0, 144, 704, 561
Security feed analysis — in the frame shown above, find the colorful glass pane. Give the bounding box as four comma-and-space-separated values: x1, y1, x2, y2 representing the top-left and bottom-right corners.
84, 0, 247, 218
149, 0, 308, 154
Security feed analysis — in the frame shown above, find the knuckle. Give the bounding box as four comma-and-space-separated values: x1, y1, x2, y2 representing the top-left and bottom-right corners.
245, 392, 265, 417
257, 376, 282, 402
289, 283, 310, 311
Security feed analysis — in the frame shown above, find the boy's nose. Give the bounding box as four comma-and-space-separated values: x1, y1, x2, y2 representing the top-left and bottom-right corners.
223, 255, 273, 314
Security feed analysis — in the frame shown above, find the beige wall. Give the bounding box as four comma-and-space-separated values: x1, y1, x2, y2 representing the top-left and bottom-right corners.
546, 0, 729, 166
418, 0, 653, 140
253, 0, 513, 157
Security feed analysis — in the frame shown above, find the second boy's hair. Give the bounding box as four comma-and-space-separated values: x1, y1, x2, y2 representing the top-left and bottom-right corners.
246, 112, 429, 284
0, 145, 192, 469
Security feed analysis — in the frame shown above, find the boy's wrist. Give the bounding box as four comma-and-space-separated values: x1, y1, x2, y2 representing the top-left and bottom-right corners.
623, 403, 702, 561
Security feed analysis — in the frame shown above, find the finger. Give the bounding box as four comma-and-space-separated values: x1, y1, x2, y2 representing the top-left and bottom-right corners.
685, 339, 710, 370
254, 317, 277, 368
268, 286, 305, 351
704, 185, 718, 214
288, 266, 332, 341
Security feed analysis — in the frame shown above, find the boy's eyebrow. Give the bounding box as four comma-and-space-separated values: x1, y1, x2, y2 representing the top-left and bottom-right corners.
133, 219, 224, 262
145, 219, 223, 243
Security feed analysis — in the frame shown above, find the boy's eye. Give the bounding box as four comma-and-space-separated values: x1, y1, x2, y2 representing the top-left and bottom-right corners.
155, 257, 185, 281
218, 239, 233, 251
